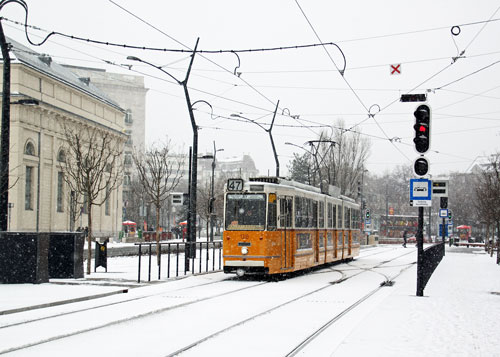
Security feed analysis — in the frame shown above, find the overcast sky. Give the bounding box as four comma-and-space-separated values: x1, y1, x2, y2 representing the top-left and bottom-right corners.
3, 0, 500, 177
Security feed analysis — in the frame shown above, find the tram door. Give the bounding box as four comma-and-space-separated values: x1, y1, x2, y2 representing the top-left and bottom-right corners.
279, 196, 293, 270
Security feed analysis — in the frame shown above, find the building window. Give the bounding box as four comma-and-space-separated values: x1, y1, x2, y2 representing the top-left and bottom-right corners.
124, 152, 132, 166
124, 130, 133, 146
105, 188, 110, 216
123, 174, 131, 186
25, 166, 34, 210
57, 172, 64, 212
57, 149, 66, 163
125, 109, 133, 124
25, 141, 36, 156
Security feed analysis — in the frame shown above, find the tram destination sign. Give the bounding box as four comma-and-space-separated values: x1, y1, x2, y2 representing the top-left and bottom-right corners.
432, 179, 448, 197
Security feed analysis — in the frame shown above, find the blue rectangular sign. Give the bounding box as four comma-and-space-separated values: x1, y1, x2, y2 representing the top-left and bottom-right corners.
410, 178, 432, 201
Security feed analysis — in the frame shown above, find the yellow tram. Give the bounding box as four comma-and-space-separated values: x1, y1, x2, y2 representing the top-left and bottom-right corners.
223, 177, 361, 276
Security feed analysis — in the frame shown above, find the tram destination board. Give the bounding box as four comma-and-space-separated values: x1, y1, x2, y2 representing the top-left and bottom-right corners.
432, 180, 448, 197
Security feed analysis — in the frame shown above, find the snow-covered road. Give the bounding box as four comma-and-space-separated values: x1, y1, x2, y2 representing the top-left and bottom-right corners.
1, 245, 499, 357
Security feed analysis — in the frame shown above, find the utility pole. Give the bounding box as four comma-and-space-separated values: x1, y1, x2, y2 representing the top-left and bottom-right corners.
416, 206, 425, 296
0, 20, 11, 231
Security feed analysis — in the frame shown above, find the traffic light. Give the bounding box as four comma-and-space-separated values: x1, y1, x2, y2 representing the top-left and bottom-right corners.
413, 104, 431, 154
414, 156, 429, 176
440, 197, 448, 209
448, 209, 452, 220
365, 209, 371, 220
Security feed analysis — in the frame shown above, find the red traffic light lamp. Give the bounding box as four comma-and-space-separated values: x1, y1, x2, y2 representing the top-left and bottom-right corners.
413, 104, 431, 154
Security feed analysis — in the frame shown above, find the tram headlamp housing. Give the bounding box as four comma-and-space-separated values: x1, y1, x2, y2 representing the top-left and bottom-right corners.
241, 247, 249, 255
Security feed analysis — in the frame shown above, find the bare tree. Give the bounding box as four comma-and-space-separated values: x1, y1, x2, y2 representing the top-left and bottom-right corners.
197, 179, 211, 240
125, 174, 151, 230
61, 123, 125, 275
132, 139, 184, 265
287, 122, 370, 197
474, 152, 500, 246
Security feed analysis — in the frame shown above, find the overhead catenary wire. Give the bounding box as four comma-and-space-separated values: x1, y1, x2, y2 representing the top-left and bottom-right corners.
3, 15, 500, 53
346, 3, 500, 153
3, 5, 498, 173
293, 0, 369, 114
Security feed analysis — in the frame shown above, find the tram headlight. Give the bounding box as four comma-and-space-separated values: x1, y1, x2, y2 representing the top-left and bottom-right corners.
241, 247, 249, 255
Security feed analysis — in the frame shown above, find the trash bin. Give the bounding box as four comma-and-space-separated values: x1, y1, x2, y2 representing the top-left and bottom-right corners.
48, 232, 84, 279
95, 239, 108, 272
0, 232, 50, 284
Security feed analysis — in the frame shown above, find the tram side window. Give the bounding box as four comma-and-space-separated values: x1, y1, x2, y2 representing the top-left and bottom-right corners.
304, 198, 310, 227
267, 193, 277, 231
344, 208, 351, 229
338, 206, 343, 229
279, 198, 293, 228
319, 201, 325, 228
332, 205, 337, 228
295, 197, 316, 228
295, 197, 302, 227
312, 200, 318, 228
327, 202, 333, 228
353, 209, 360, 229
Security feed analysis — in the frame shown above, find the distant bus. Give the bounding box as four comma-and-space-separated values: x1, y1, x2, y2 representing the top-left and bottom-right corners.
456, 225, 472, 245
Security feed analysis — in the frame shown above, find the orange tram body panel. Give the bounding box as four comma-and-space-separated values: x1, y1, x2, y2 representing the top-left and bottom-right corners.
223, 177, 361, 276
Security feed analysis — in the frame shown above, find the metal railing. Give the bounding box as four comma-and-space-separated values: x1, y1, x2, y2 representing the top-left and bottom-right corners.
418, 242, 445, 292
135, 241, 223, 283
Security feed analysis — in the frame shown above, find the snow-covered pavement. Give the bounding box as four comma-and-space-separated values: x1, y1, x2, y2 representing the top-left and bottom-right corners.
0, 245, 499, 356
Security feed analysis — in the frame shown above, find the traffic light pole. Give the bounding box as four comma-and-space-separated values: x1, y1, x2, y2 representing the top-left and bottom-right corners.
442, 217, 446, 255
416, 206, 425, 296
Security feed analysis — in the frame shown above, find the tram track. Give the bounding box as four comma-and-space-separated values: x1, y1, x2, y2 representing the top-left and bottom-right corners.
285, 258, 416, 356
0, 277, 240, 329
168, 249, 416, 356
2, 248, 416, 356
0, 278, 268, 355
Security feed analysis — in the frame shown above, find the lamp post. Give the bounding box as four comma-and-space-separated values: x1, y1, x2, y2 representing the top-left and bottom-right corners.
127, 39, 203, 259
0, 0, 38, 230
230, 100, 280, 177
210, 142, 223, 242
0, 16, 12, 231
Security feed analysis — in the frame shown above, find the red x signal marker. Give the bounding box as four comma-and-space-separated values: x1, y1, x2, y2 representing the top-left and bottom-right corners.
390, 64, 401, 75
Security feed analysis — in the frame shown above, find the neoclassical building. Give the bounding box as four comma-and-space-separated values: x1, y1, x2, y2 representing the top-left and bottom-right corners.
1, 38, 126, 236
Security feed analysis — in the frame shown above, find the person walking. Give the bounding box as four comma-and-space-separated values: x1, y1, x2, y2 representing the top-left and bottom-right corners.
402, 230, 408, 248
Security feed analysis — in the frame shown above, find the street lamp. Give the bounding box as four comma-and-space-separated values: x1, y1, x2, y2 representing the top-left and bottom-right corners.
127, 40, 204, 258
210, 142, 223, 242
0, 0, 40, 231
230, 100, 280, 177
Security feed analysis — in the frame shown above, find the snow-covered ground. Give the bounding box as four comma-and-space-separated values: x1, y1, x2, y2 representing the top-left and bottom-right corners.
1, 245, 499, 356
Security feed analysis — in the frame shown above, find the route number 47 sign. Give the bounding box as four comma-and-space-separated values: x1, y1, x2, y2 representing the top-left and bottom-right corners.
227, 179, 244, 191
